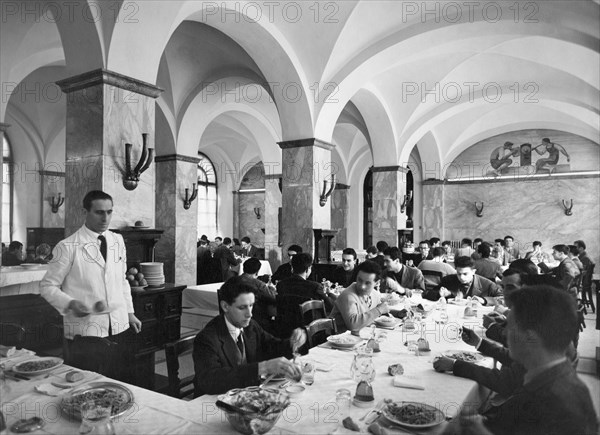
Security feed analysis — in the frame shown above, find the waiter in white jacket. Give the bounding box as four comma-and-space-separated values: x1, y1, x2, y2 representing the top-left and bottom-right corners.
41, 190, 142, 378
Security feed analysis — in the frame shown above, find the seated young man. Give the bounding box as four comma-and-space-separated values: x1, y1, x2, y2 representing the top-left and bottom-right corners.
193, 276, 306, 397
330, 261, 389, 334
456, 286, 597, 435
424, 256, 501, 305
331, 247, 359, 288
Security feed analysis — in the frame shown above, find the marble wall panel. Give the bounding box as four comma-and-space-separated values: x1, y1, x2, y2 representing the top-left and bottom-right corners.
264, 178, 282, 268
239, 192, 265, 247
154, 160, 178, 283
41, 173, 65, 228
372, 171, 406, 246
422, 184, 444, 239
64, 157, 103, 236
331, 188, 348, 250
439, 177, 600, 262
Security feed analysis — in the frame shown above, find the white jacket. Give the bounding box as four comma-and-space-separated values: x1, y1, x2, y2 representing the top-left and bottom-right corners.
40, 225, 134, 339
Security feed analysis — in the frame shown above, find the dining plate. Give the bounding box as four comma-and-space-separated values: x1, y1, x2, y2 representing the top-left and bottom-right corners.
374, 316, 400, 328
381, 401, 445, 429
12, 357, 63, 375
326, 334, 362, 349
129, 226, 149, 229
20, 263, 43, 269
442, 350, 484, 363
61, 382, 135, 420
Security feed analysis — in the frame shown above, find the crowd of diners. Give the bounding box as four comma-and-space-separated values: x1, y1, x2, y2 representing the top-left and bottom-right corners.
192, 235, 598, 434
32, 190, 597, 434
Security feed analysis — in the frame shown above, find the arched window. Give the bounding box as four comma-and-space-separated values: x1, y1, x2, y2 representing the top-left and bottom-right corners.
197, 153, 217, 238
2, 136, 13, 243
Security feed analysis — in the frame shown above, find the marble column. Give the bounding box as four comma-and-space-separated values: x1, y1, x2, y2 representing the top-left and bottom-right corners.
264, 174, 282, 267
331, 183, 349, 250
422, 181, 445, 240
278, 139, 335, 257
56, 69, 162, 236
154, 155, 199, 285
0, 123, 9, 245
371, 166, 408, 247
40, 170, 66, 228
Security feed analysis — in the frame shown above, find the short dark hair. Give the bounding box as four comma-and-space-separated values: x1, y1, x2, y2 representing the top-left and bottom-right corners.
473, 238, 483, 244
508, 259, 538, 276
442, 240, 451, 247
291, 253, 313, 274
8, 241, 23, 251
199, 239, 208, 246
494, 239, 505, 247
243, 257, 262, 274
532, 241, 542, 248
418, 241, 430, 248
510, 285, 577, 353
233, 238, 241, 245
432, 247, 444, 257
454, 256, 474, 269
35, 243, 51, 257
356, 260, 382, 281
568, 245, 579, 256
461, 238, 472, 247
287, 244, 302, 254
429, 237, 440, 245
552, 244, 569, 255
219, 276, 255, 305
342, 248, 357, 260
504, 235, 514, 241
241, 236, 250, 243
83, 190, 112, 211
223, 237, 232, 245
215, 236, 223, 242
574, 240, 586, 250
366, 246, 378, 255
478, 242, 492, 258
383, 246, 402, 262
376, 241, 389, 252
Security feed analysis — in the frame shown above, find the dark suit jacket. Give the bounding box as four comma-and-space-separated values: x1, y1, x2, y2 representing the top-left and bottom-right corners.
242, 244, 259, 258
425, 274, 500, 304
272, 262, 292, 283
453, 338, 525, 397
331, 266, 358, 288
276, 275, 334, 313
214, 245, 238, 280
239, 274, 276, 331
193, 316, 293, 396
380, 266, 426, 293
483, 361, 598, 435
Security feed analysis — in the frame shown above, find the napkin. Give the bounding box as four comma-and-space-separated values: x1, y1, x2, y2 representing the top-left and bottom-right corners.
0, 346, 35, 359
35, 382, 73, 397
393, 375, 424, 390
314, 361, 336, 372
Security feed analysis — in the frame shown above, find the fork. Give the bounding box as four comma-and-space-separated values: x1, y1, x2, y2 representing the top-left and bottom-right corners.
359, 400, 385, 422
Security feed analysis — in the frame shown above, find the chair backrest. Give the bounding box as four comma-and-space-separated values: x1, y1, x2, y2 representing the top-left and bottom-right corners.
420, 269, 443, 291
0, 322, 26, 349
306, 318, 337, 348
299, 300, 326, 326
164, 335, 196, 399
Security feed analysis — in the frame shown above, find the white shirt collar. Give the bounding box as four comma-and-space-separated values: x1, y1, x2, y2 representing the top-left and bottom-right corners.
82, 224, 107, 240
224, 315, 243, 342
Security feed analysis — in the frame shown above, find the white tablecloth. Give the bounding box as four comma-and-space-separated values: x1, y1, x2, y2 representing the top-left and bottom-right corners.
232, 259, 273, 277
182, 282, 223, 317
1, 303, 493, 434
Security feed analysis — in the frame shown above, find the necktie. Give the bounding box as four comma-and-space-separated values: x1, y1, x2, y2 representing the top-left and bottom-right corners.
237, 333, 246, 363
98, 235, 107, 262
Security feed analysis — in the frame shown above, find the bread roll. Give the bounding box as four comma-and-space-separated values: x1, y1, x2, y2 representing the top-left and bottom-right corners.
65, 370, 84, 382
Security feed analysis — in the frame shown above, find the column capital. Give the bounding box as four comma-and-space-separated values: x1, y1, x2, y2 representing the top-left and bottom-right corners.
155, 154, 201, 164
371, 165, 409, 173
335, 183, 350, 190
277, 138, 334, 151
264, 173, 282, 180
0, 123, 11, 132
56, 69, 163, 98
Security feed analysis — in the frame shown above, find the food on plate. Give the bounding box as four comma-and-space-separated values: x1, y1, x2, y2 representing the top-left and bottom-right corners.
386, 402, 439, 425
14, 359, 60, 372
376, 316, 396, 325
94, 301, 106, 312
328, 335, 359, 345
387, 363, 404, 376
63, 387, 129, 416
65, 370, 84, 383
385, 292, 402, 305
444, 350, 482, 362
228, 388, 287, 414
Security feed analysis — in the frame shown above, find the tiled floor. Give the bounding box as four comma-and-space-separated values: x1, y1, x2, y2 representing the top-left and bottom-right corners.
162, 295, 600, 412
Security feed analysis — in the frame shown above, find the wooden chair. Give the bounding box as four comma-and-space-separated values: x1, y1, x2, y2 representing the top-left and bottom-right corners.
420, 270, 443, 292
299, 300, 326, 327
0, 322, 26, 349
306, 319, 337, 348
164, 335, 196, 399
275, 294, 307, 338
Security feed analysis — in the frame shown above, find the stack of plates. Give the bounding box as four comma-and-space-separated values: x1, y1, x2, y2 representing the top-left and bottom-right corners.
140, 262, 165, 287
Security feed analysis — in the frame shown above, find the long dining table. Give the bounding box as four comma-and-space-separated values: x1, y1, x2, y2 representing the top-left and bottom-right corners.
1, 301, 494, 434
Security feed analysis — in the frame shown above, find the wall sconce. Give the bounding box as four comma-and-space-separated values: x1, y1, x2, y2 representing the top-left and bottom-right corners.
400, 190, 413, 213
319, 174, 336, 207
183, 183, 198, 210
474, 201, 484, 218
254, 207, 261, 219
50, 193, 65, 213
123, 133, 154, 191
562, 199, 573, 216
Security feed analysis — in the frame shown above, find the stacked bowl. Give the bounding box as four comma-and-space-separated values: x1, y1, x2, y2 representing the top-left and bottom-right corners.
140, 262, 165, 288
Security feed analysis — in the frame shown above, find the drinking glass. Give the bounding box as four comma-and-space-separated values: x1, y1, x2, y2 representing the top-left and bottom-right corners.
407, 340, 418, 355
335, 389, 352, 419
79, 400, 115, 435
300, 359, 316, 386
